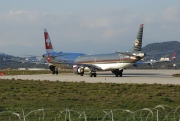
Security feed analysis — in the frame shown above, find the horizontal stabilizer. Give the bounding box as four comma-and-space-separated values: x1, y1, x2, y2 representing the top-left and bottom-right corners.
116, 51, 145, 58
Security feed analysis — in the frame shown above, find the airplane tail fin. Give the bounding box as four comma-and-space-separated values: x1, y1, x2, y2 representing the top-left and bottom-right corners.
170, 52, 176, 61
131, 24, 144, 52
44, 29, 55, 54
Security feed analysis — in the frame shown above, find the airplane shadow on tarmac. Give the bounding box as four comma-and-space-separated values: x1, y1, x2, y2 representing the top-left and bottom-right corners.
82, 72, 162, 77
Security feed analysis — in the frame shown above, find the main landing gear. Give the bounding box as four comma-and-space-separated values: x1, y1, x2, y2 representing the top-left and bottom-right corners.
111, 69, 123, 77
89, 71, 97, 77
89, 68, 97, 77
77, 68, 123, 77
52, 69, 58, 75
79, 71, 97, 77
49, 65, 58, 75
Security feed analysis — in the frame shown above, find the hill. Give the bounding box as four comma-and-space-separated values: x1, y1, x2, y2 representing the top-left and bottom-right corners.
142, 41, 180, 61
142, 41, 180, 62
142, 41, 180, 54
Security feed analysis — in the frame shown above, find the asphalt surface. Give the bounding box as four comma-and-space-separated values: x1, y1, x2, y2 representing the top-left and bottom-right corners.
0, 69, 179, 85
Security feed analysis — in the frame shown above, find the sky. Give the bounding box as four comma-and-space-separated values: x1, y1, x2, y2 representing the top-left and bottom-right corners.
0, 0, 180, 56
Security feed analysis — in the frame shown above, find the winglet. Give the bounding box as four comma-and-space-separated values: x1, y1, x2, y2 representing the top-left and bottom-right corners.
131, 24, 144, 52
44, 29, 54, 53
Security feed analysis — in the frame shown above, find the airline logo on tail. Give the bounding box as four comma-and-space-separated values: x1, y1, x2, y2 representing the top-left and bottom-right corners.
134, 39, 140, 46
46, 36, 51, 46
44, 29, 54, 53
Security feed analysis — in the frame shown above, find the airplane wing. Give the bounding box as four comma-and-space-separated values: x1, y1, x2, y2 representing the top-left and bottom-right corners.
145, 51, 173, 56
133, 60, 169, 67
19, 59, 47, 64
8, 56, 48, 64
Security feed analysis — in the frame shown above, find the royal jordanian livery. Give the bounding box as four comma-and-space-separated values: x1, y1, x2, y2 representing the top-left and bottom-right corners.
42, 29, 85, 74
73, 24, 145, 77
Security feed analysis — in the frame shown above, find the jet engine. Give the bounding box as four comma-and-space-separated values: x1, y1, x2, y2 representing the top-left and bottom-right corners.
73, 65, 84, 76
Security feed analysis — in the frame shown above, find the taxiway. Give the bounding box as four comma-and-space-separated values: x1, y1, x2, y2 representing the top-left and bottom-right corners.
0, 69, 179, 85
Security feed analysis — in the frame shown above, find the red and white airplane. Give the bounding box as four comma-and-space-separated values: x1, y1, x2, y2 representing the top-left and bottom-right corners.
42, 29, 85, 74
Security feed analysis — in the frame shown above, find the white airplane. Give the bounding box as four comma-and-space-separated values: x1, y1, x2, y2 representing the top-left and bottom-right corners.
73, 24, 146, 77
42, 29, 86, 74
133, 52, 176, 67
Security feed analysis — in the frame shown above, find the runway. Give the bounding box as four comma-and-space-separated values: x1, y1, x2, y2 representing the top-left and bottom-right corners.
0, 69, 179, 85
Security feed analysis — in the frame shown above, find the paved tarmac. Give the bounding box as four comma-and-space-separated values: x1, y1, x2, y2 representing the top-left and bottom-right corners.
0, 69, 179, 85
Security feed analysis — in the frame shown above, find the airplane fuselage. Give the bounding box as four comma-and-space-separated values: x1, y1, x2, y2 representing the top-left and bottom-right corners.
74, 52, 144, 71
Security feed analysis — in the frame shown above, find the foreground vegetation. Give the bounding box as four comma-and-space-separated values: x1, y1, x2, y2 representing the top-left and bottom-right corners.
0, 79, 179, 120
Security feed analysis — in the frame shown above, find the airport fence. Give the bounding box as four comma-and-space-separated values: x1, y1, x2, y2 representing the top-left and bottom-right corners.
0, 105, 180, 121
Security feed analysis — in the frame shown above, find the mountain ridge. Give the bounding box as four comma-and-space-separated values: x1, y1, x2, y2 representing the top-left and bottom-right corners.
142, 41, 180, 61
142, 41, 180, 53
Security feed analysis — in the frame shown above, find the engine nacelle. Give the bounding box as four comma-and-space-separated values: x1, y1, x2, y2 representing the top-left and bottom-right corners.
73, 65, 84, 75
